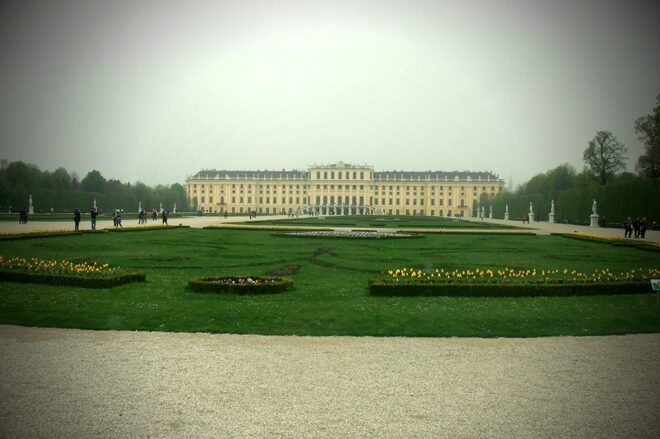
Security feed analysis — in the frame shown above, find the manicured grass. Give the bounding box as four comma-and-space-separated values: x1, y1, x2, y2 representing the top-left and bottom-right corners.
0, 228, 658, 337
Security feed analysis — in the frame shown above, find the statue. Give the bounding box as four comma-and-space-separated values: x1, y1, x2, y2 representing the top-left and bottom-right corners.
93, 199, 97, 209
138, 201, 142, 213
592, 199, 597, 215
28, 195, 34, 214
173, 202, 176, 214
548, 200, 557, 223
590, 199, 600, 227
159, 202, 163, 214
488, 205, 493, 219
528, 201, 535, 222
529, 202, 534, 214
504, 204, 510, 221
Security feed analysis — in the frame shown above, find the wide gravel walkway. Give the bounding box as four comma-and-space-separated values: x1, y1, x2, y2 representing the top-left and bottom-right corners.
1, 325, 659, 438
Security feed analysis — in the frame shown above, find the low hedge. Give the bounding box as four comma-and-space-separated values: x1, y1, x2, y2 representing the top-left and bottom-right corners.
0, 270, 146, 288
188, 276, 292, 294
106, 225, 190, 232
0, 231, 83, 241
368, 279, 651, 297
204, 225, 332, 232
398, 228, 534, 236
271, 231, 424, 239
554, 233, 660, 252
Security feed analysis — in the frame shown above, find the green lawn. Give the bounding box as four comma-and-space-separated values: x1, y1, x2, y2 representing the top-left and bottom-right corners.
0, 227, 658, 337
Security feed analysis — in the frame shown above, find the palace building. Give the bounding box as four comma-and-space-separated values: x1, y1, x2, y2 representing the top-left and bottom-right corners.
186, 161, 504, 217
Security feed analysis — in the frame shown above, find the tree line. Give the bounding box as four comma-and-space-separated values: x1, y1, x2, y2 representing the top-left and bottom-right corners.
486, 94, 659, 224
0, 163, 189, 213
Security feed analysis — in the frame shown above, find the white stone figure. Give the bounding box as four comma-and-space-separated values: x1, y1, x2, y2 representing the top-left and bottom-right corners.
28, 195, 34, 214
548, 200, 557, 223
480, 205, 485, 219
138, 201, 142, 213
159, 202, 163, 214
173, 202, 176, 213
489, 205, 493, 219
528, 202, 535, 222
93, 199, 97, 209
529, 202, 534, 214
590, 198, 600, 227
504, 204, 510, 221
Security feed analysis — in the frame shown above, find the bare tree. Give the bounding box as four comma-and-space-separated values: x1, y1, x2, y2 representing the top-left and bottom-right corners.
583, 131, 628, 185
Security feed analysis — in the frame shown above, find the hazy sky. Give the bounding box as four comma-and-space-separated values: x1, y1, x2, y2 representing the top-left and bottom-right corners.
1, 0, 659, 187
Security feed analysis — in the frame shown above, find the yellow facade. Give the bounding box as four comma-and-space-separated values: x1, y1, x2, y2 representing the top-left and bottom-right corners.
186, 161, 504, 217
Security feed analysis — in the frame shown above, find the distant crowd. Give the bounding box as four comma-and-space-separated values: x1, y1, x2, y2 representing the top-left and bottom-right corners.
622, 217, 650, 239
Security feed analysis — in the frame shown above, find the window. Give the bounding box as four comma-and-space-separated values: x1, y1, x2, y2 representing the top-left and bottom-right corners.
353, 171, 357, 179
231, 196, 235, 203
448, 199, 452, 206
324, 171, 328, 179
201, 196, 205, 203
317, 172, 321, 179
440, 199, 444, 206
360, 171, 364, 179
331, 172, 334, 179
209, 197, 213, 203
338, 172, 342, 179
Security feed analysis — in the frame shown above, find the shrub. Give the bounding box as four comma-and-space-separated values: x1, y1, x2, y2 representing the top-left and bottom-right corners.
188, 276, 293, 294
107, 225, 190, 232
0, 230, 83, 241
0, 270, 146, 288
368, 279, 651, 297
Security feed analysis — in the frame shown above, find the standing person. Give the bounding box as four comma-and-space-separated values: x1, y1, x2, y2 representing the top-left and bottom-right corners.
19, 208, 26, 224
112, 210, 118, 227
640, 217, 648, 239
224, 211, 228, 219
633, 217, 640, 238
73, 209, 81, 230
90, 207, 98, 230
162, 209, 168, 225
116, 210, 122, 227
152, 209, 157, 221
623, 217, 633, 238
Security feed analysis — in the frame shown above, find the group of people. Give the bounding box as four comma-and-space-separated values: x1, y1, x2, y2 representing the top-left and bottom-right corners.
623, 217, 648, 239
70, 207, 168, 229
18, 208, 28, 223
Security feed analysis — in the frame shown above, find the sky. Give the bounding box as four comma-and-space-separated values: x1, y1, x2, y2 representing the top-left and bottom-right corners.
1, 0, 659, 188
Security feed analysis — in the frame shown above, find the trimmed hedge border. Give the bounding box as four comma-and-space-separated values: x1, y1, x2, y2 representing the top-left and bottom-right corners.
0, 270, 146, 288
188, 276, 292, 294
0, 231, 83, 241
106, 225, 190, 232
271, 231, 424, 239
553, 233, 660, 252
398, 228, 535, 236
368, 279, 651, 297
204, 225, 332, 232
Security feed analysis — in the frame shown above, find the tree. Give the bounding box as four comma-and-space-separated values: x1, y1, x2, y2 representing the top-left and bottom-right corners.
583, 131, 628, 185
635, 94, 660, 179
80, 170, 107, 193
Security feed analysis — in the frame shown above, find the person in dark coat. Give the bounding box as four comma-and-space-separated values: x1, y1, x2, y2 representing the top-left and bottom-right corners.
90, 207, 98, 230
623, 217, 633, 238
73, 209, 81, 230
633, 217, 641, 238
162, 209, 168, 225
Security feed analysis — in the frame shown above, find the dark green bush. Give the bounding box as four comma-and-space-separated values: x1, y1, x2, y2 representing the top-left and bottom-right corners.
368, 279, 651, 297
188, 276, 292, 294
107, 225, 190, 232
0, 270, 146, 288
0, 231, 83, 241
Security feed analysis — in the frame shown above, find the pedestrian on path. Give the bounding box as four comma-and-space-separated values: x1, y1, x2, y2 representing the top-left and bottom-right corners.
73, 209, 81, 230
90, 207, 97, 230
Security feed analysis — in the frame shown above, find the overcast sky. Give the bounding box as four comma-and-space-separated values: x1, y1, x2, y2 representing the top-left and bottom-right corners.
1, 0, 659, 187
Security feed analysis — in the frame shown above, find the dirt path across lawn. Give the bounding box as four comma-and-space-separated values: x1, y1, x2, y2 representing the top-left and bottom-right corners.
1, 325, 658, 439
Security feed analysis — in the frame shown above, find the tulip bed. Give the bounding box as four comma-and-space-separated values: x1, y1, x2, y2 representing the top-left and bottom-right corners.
188, 276, 293, 294
0, 225, 658, 337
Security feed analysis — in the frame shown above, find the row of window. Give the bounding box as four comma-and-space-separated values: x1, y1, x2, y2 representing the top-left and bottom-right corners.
191, 182, 497, 191
315, 170, 368, 180
206, 206, 460, 218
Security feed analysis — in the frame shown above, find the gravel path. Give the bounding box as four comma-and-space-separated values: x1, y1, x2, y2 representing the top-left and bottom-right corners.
1, 325, 659, 438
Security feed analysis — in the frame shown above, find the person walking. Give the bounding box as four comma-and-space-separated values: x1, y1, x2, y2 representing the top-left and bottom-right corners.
152, 209, 157, 221
90, 207, 98, 230
161, 209, 168, 225
633, 217, 641, 238
73, 209, 81, 230
116, 210, 122, 227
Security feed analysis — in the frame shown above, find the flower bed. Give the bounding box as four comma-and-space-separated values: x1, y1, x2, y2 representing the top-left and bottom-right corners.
369, 266, 659, 297
0, 256, 145, 288
188, 276, 292, 294
272, 230, 423, 239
